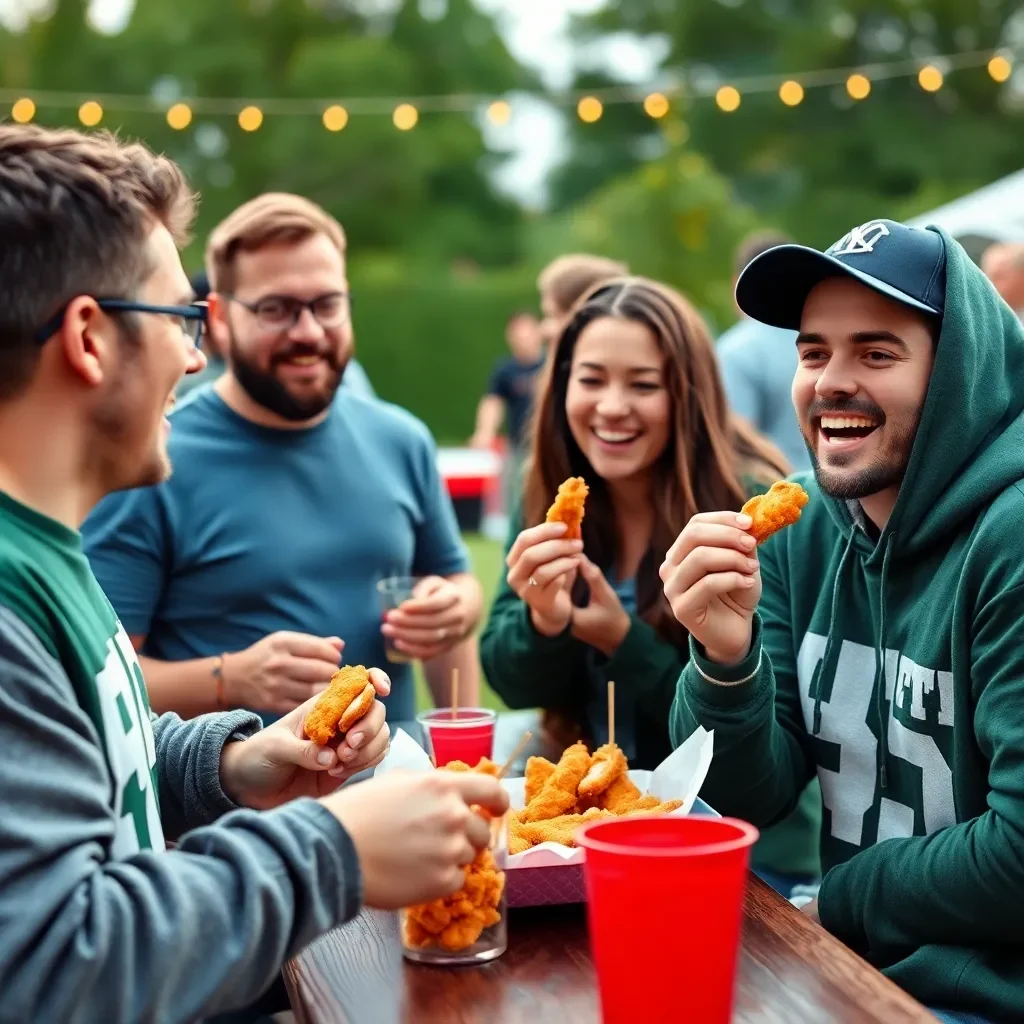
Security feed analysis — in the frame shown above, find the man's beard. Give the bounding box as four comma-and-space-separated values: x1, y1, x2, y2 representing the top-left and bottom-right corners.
804, 399, 918, 500
89, 328, 174, 494
229, 329, 347, 422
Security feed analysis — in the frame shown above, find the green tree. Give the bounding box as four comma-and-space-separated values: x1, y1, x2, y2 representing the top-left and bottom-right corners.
1, 0, 534, 269
557, 0, 1024, 245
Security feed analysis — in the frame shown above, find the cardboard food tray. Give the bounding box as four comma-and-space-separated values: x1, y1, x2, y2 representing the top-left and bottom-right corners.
504, 776, 719, 908
374, 725, 715, 909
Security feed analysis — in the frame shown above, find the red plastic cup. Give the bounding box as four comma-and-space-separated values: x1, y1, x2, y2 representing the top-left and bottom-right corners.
417, 708, 496, 767
577, 815, 759, 1024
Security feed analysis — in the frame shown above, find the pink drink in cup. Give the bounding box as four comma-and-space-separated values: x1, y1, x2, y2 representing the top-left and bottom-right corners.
417, 708, 496, 767
577, 815, 759, 1024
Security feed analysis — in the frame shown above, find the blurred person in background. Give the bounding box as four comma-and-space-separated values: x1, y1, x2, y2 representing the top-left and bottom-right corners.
480, 276, 821, 898
0, 123, 508, 1024
470, 310, 544, 456
717, 231, 811, 472
981, 242, 1024, 321
84, 192, 482, 727
177, 269, 378, 401
536, 253, 629, 346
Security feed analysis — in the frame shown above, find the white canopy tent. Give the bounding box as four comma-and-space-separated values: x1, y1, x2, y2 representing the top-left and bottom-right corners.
908, 168, 1024, 243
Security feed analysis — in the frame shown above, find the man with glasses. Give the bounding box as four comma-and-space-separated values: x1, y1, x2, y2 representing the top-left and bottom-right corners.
84, 192, 482, 725
0, 126, 508, 1024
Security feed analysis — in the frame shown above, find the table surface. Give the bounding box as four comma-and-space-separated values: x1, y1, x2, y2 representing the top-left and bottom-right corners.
288, 711, 937, 1023
286, 875, 936, 1024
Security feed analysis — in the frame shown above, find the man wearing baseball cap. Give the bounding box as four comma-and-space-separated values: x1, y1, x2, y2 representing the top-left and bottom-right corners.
661, 219, 1024, 1023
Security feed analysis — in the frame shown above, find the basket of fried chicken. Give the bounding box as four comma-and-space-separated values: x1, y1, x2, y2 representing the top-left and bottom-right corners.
502, 727, 713, 905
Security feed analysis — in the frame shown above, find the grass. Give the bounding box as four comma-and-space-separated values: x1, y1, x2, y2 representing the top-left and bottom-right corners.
413, 532, 509, 712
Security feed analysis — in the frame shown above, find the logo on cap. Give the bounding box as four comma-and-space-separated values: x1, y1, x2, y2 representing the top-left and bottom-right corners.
827, 220, 890, 258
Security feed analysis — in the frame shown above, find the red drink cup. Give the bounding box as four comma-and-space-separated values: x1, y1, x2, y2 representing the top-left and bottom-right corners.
417, 708, 496, 767
577, 815, 759, 1024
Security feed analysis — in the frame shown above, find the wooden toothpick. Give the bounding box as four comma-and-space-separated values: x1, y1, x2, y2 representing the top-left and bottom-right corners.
608, 680, 616, 748
497, 731, 533, 781
451, 668, 459, 721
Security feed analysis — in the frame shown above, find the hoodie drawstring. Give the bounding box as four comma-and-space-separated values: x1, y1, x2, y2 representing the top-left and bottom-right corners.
813, 530, 857, 736
875, 534, 895, 791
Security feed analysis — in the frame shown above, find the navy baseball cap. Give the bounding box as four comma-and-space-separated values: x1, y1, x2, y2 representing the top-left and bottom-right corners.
735, 218, 946, 330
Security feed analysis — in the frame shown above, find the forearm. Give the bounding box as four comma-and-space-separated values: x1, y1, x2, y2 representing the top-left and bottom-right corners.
424, 636, 481, 708
820, 812, 1024, 951
153, 709, 262, 838
137, 652, 223, 718
3, 801, 361, 1024
671, 618, 811, 828
473, 395, 504, 439
480, 597, 581, 709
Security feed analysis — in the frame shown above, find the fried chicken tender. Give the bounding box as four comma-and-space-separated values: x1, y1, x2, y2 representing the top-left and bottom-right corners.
302, 665, 375, 746
513, 807, 612, 848
508, 740, 688, 854
596, 773, 643, 813
445, 757, 500, 777
545, 476, 589, 541
521, 742, 592, 822
404, 846, 505, 953
524, 756, 556, 803
578, 743, 628, 799
741, 480, 810, 545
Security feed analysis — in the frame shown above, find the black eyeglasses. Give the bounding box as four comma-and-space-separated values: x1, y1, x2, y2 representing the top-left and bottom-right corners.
34, 299, 208, 349
226, 292, 350, 333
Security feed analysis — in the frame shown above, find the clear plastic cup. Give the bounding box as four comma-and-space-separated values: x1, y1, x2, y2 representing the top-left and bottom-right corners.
577, 815, 759, 1024
417, 707, 496, 767
376, 575, 420, 664
401, 813, 508, 966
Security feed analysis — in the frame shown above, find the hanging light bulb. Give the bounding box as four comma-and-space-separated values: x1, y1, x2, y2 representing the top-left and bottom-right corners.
11, 98, 35, 123
322, 105, 349, 132
166, 103, 192, 130
238, 106, 263, 131
393, 103, 419, 130
846, 74, 871, 100
715, 86, 741, 112
779, 80, 804, 106
78, 100, 103, 127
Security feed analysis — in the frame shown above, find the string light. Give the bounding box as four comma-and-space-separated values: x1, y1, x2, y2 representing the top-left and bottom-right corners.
0, 46, 1015, 129
846, 73, 871, 100
393, 103, 418, 130
322, 105, 349, 131
988, 55, 1012, 82
918, 65, 943, 92
166, 103, 192, 130
238, 105, 263, 131
78, 100, 103, 126
577, 96, 603, 122
779, 80, 804, 106
715, 86, 741, 112
486, 99, 511, 125
11, 97, 35, 123
643, 92, 670, 118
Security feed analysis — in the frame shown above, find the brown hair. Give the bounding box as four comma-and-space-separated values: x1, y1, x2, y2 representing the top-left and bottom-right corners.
537, 254, 629, 315
206, 193, 347, 294
523, 277, 789, 646
0, 125, 195, 400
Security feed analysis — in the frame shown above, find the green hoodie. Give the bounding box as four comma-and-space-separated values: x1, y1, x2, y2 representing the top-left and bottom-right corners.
672, 227, 1024, 1020
482, 509, 822, 880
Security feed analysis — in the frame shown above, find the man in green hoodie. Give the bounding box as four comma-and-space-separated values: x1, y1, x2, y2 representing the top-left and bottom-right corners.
661, 218, 1024, 1024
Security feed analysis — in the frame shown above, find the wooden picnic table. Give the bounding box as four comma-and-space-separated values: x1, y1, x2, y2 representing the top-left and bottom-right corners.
285, 713, 937, 1023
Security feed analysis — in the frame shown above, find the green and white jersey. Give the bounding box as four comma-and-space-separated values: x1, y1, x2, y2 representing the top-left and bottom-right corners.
0, 491, 163, 855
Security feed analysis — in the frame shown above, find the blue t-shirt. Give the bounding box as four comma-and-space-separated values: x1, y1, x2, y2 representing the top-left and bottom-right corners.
82, 388, 469, 723
488, 356, 542, 450
716, 318, 811, 472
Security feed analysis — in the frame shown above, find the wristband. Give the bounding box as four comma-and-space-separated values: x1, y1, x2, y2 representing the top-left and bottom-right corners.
212, 653, 229, 708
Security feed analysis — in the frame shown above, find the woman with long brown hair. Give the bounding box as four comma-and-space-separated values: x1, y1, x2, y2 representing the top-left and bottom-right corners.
480, 276, 821, 894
